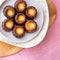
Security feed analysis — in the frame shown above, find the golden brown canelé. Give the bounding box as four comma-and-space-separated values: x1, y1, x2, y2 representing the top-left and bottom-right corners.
3, 6, 15, 19
12, 26, 25, 38
2, 19, 14, 32
14, 0, 27, 12
25, 20, 37, 33
26, 6, 37, 19
15, 13, 26, 24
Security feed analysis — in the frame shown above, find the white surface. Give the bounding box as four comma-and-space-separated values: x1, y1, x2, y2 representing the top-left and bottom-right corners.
0, 0, 49, 48
0, 0, 5, 6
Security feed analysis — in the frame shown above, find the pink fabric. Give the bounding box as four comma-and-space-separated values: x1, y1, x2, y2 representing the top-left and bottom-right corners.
0, 0, 60, 60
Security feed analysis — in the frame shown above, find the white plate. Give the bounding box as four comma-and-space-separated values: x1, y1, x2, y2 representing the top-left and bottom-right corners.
0, 0, 49, 48
0, 0, 43, 43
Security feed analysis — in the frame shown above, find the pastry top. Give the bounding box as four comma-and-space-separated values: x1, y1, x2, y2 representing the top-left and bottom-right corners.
3, 6, 15, 18
15, 13, 26, 24
25, 20, 37, 33
13, 26, 25, 38
2, 19, 14, 32
26, 6, 37, 19
5, 20, 13, 29
15, 0, 27, 12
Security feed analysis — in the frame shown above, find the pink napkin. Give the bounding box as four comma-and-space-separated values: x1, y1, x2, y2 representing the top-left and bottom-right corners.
0, 0, 60, 60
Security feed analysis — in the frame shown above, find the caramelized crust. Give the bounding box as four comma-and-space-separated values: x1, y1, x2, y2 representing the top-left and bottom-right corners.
13, 26, 25, 38
3, 6, 15, 18
2, 19, 14, 32
25, 20, 37, 33
26, 6, 37, 19
14, 0, 27, 12
15, 13, 26, 24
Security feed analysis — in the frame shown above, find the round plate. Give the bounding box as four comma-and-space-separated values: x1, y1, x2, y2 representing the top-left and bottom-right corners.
0, 0, 43, 43
0, 0, 49, 48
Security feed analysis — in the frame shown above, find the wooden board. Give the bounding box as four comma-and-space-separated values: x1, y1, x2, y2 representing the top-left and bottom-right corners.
46, 0, 56, 27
